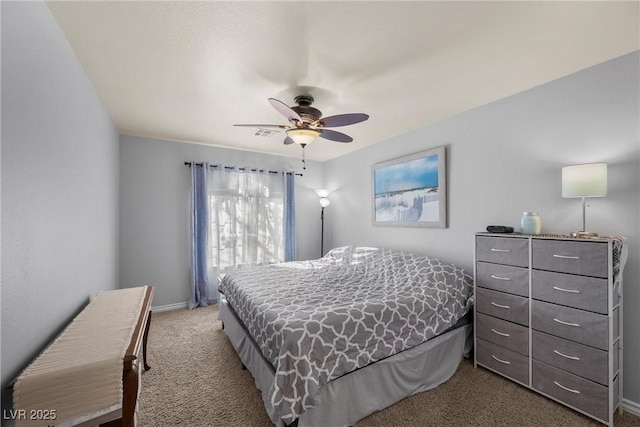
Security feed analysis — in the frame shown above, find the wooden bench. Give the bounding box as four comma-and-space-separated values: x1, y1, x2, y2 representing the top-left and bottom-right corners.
11, 286, 154, 427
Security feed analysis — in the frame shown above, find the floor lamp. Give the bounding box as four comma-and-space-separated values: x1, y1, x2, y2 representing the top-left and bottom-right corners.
316, 189, 331, 257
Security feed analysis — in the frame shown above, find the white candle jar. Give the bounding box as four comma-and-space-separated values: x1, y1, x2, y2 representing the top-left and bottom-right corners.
521, 212, 541, 234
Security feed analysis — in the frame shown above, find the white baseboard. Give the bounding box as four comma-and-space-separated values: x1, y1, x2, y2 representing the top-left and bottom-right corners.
151, 302, 187, 312
151, 300, 217, 312
624, 398, 640, 417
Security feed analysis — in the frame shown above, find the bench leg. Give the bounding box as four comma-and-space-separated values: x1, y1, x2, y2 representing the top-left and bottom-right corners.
143, 310, 152, 371
121, 365, 139, 427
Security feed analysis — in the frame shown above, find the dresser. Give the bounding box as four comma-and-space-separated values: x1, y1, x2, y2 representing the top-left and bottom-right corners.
474, 233, 626, 426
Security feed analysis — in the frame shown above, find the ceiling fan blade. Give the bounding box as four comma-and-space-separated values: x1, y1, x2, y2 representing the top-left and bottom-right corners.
318, 113, 369, 128
233, 124, 289, 129
283, 136, 296, 145
268, 98, 303, 123
319, 129, 353, 143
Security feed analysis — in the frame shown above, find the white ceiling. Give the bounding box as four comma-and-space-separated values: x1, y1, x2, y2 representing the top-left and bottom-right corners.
46, 1, 639, 162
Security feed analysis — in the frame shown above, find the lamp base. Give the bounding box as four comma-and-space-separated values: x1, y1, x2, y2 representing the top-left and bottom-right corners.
570, 231, 599, 238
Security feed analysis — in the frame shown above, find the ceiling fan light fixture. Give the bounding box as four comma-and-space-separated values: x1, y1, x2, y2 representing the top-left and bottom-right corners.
287, 128, 320, 146
234, 96, 368, 171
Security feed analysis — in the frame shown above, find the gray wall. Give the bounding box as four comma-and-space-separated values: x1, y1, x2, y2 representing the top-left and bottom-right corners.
324, 51, 640, 404
1, 0, 120, 400
119, 136, 324, 308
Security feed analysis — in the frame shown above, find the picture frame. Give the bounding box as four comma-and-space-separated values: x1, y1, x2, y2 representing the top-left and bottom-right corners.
372, 146, 447, 228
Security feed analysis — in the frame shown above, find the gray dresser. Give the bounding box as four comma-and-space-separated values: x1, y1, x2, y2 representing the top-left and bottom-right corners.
474, 233, 625, 426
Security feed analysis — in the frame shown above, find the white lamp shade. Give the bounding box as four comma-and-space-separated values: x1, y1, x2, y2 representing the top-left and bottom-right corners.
287, 128, 320, 146
562, 163, 607, 198
319, 197, 331, 208
315, 188, 330, 198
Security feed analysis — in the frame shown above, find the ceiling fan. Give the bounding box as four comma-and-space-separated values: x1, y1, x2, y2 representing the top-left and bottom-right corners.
234, 95, 369, 169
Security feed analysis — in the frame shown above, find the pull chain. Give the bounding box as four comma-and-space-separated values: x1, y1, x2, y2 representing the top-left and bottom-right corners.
301, 143, 307, 170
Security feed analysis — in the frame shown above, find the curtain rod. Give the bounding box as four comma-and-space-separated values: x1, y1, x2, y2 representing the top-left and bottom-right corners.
184, 162, 303, 177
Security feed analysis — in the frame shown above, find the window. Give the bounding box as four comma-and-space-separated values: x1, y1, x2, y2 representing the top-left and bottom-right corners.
188, 162, 295, 308
208, 170, 284, 270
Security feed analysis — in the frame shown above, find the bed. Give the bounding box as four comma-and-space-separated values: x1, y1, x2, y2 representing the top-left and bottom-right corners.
218, 246, 474, 426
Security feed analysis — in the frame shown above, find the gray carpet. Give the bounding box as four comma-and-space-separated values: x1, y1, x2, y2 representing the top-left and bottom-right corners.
140, 305, 640, 427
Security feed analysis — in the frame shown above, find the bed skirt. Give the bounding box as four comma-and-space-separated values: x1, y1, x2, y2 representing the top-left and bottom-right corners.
219, 295, 472, 427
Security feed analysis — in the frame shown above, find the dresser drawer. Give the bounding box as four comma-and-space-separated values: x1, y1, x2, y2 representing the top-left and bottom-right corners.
532, 301, 608, 350
477, 313, 529, 355
477, 262, 529, 297
532, 360, 609, 422
532, 331, 608, 385
476, 288, 529, 326
476, 236, 529, 267
532, 239, 608, 278
477, 339, 529, 385
532, 270, 609, 314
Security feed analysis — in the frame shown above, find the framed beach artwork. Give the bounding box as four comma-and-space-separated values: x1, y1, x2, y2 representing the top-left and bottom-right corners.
372, 146, 447, 228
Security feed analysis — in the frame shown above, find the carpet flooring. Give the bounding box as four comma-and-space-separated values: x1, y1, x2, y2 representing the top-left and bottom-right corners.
139, 305, 640, 426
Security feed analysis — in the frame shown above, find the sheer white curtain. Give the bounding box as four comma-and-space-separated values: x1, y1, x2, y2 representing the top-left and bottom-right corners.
208, 168, 285, 300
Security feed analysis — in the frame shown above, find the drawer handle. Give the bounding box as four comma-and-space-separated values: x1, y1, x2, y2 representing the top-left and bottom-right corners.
490, 248, 511, 252
491, 355, 511, 365
552, 286, 581, 294
491, 328, 510, 337
554, 381, 581, 394
553, 318, 581, 328
491, 302, 510, 309
553, 254, 581, 260
491, 275, 511, 281
553, 349, 581, 361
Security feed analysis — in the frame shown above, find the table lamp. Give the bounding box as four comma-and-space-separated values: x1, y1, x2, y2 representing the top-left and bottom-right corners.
561, 163, 607, 238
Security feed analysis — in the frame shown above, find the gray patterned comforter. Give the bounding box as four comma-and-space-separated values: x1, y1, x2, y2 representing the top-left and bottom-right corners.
218, 246, 473, 424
